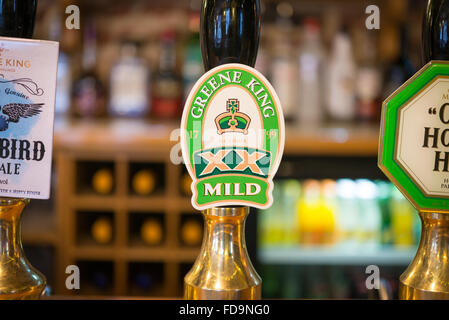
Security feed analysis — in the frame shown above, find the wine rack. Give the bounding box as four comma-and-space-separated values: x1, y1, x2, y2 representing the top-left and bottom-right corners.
53, 120, 200, 297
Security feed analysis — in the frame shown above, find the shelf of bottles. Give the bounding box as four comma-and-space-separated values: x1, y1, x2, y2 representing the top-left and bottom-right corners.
258, 178, 419, 299
258, 179, 420, 266
32, 0, 424, 127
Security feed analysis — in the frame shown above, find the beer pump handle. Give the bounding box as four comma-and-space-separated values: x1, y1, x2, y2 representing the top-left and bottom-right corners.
200, 0, 261, 71
184, 2, 264, 299
422, 0, 449, 62
0, 0, 37, 39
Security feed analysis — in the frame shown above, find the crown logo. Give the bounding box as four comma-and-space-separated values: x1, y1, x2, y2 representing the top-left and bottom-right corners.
215, 99, 251, 135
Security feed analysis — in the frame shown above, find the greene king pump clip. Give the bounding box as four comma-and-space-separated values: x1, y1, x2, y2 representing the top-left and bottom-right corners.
181, 63, 285, 210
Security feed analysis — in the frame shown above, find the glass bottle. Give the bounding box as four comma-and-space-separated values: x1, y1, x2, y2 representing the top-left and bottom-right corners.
151, 30, 182, 120
55, 51, 72, 116
47, 3, 72, 116
182, 12, 203, 103
354, 31, 382, 123
270, 1, 297, 122
389, 186, 415, 247
355, 179, 381, 249
0, 198, 46, 299
109, 41, 150, 117
72, 21, 106, 118
335, 179, 359, 248
297, 18, 325, 125
325, 29, 357, 122
382, 25, 415, 100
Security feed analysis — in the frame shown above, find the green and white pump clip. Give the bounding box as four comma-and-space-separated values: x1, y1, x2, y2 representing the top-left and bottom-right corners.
379, 61, 449, 213
181, 63, 285, 210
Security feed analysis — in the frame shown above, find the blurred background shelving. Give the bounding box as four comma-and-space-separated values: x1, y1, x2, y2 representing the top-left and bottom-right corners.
19, 0, 429, 299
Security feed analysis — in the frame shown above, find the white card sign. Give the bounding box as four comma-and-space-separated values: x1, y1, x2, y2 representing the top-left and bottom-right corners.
0, 37, 59, 199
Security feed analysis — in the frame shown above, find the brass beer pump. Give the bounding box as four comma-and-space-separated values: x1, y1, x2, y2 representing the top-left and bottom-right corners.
184, 207, 261, 299
0, 199, 46, 299
396, 0, 449, 300
184, 0, 262, 300
399, 212, 449, 299
0, 1, 47, 300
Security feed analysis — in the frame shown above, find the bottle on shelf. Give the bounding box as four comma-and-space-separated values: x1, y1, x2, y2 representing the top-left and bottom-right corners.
297, 180, 322, 245
181, 218, 203, 246
335, 179, 359, 247
325, 28, 357, 122
91, 217, 113, 244
355, 180, 382, 248
47, 3, 72, 116
297, 18, 324, 125
376, 180, 393, 246
319, 179, 337, 244
182, 12, 203, 103
355, 66, 382, 122
151, 30, 182, 120
255, 30, 270, 76
281, 180, 301, 244
265, 180, 285, 245
72, 21, 106, 118
141, 218, 163, 246
109, 41, 150, 117
382, 24, 416, 100
270, 1, 297, 122
55, 51, 73, 116
91, 168, 114, 195
132, 169, 156, 196
389, 186, 416, 247
258, 184, 281, 246
354, 30, 382, 122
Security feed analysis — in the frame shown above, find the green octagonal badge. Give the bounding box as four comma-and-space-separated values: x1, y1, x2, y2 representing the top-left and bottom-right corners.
379, 60, 449, 213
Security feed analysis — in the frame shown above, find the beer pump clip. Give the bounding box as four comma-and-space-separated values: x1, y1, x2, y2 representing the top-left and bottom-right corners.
379, 61, 449, 299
